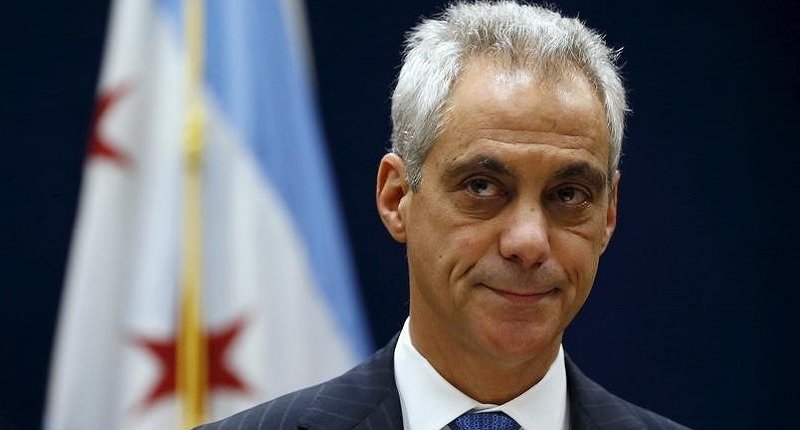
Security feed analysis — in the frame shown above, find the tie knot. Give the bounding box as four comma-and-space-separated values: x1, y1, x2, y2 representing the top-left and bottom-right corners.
449, 411, 520, 430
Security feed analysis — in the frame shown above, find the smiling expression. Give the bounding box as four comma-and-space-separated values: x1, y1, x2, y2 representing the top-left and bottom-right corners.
378, 56, 619, 379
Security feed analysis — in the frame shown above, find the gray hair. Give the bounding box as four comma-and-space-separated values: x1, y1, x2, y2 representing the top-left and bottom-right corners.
390, 0, 628, 190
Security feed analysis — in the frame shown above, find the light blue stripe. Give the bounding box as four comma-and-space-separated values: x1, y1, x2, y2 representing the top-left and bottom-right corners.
158, 0, 182, 33
203, 0, 371, 357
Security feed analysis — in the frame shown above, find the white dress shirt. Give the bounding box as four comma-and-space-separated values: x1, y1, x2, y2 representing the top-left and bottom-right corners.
394, 318, 570, 430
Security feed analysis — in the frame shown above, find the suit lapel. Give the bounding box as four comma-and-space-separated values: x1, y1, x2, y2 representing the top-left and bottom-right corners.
298, 336, 403, 430
350, 393, 403, 430
295, 339, 654, 430
566, 355, 643, 430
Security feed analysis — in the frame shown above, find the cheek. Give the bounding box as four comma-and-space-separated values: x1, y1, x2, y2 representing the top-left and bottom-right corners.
405, 212, 460, 283
409, 191, 500, 279
551, 230, 602, 289
448, 222, 499, 264
422, 204, 488, 255
414, 224, 495, 296
550, 234, 599, 327
451, 229, 477, 250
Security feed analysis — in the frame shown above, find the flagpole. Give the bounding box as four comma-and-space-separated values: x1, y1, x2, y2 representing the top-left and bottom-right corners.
177, 0, 208, 427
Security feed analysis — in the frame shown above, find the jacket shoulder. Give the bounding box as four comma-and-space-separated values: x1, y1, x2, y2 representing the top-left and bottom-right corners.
194, 383, 324, 430
195, 337, 400, 430
595, 388, 692, 430
566, 356, 692, 430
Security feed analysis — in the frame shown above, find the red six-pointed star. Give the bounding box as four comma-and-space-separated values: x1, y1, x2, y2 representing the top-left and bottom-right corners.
88, 85, 131, 166
134, 317, 250, 410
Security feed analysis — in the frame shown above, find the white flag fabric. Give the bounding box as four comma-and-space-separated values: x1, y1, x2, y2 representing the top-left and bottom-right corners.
44, 0, 371, 429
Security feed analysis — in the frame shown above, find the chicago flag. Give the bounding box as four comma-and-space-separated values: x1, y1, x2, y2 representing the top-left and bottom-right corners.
44, 0, 371, 429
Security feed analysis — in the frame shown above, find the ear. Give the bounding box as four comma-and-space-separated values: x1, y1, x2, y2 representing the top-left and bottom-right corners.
601, 170, 621, 254
376, 153, 410, 243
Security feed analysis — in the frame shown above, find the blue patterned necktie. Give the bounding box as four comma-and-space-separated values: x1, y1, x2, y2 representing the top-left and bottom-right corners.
449, 411, 521, 430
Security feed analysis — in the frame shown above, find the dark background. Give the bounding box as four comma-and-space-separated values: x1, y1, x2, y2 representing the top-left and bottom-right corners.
1, 1, 797, 429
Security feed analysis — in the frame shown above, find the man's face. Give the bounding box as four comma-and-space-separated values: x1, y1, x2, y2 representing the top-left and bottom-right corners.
378, 57, 618, 367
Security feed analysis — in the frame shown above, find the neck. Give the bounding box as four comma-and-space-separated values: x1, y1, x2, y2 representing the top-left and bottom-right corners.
408, 315, 561, 404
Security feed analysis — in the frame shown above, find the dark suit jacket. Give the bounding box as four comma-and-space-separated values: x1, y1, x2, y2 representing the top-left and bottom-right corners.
196, 337, 690, 429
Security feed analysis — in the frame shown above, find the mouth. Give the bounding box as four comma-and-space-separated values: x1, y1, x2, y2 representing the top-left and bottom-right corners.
480, 284, 558, 305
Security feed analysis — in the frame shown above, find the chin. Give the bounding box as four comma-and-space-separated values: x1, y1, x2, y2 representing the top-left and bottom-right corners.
474, 318, 561, 362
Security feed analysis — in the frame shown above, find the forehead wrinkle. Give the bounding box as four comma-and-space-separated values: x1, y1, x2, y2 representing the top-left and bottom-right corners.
474, 136, 606, 168
480, 128, 601, 142
477, 130, 604, 156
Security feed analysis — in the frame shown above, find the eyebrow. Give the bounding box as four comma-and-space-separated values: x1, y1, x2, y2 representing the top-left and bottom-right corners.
441, 154, 609, 190
553, 162, 609, 191
442, 155, 514, 181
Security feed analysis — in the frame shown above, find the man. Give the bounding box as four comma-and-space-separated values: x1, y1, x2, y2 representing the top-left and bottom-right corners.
198, 1, 690, 429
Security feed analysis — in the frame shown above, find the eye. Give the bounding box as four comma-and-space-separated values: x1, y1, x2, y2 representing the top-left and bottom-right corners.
465, 178, 504, 198
552, 185, 591, 206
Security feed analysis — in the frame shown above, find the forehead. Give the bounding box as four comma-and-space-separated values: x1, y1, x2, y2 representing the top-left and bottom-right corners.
431, 57, 611, 171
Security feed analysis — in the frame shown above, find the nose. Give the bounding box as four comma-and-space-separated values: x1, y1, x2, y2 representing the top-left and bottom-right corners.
498, 205, 551, 268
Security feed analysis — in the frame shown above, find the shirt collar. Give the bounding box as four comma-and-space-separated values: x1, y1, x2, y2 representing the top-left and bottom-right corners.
393, 318, 570, 430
